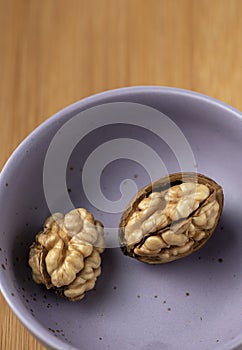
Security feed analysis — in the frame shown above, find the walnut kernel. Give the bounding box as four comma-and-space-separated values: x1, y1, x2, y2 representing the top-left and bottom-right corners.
29, 208, 105, 301
119, 173, 223, 264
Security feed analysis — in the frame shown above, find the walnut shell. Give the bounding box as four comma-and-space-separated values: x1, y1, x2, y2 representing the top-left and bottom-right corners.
119, 173, 224, 264
29, 208, 105, 301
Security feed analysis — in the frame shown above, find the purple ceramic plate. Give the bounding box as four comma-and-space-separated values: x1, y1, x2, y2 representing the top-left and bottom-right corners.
0, 86, 242, 350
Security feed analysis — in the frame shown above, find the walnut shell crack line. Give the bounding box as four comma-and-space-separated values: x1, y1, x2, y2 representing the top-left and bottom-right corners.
29, 208, 105, 301
119, 173, 224, 264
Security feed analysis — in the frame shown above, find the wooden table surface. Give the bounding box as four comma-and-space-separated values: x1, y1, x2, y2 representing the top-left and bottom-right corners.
0, 0, 242, 349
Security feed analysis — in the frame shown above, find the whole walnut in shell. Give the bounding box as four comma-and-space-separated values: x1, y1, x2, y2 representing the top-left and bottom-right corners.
119, 173, 224, 264
29, 208, 105, 301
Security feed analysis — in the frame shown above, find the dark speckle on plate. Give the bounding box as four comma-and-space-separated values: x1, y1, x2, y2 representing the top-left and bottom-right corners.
48, 328, 56, 333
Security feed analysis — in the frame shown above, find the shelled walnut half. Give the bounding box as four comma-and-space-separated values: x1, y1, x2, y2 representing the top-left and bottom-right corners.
119, 173, 224, 264
29, 208, 105, 301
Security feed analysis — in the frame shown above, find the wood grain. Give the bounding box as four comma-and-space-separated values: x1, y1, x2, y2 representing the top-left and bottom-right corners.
0, 0, 242, 349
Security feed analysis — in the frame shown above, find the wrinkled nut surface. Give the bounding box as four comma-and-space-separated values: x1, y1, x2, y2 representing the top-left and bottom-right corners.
119, 173, 224, 264
29, 208, 105, 301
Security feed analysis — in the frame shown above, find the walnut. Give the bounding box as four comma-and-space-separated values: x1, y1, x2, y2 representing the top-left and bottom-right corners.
119, 173, 224, 264
29, 208, 105, 301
